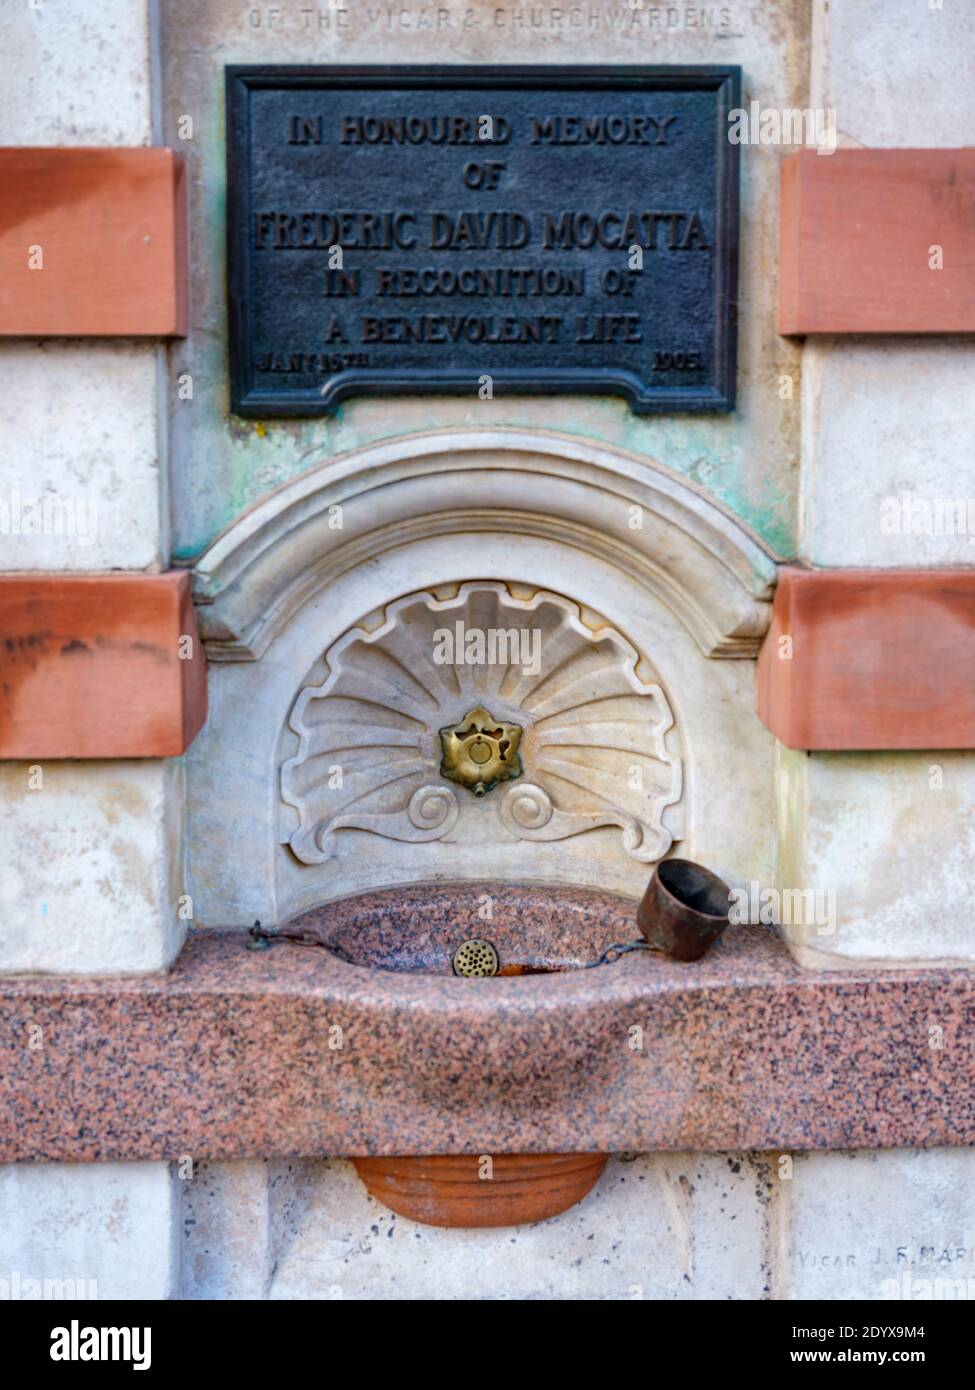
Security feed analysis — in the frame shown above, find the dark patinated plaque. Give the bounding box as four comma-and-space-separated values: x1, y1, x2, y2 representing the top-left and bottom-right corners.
226, 66, 739, 416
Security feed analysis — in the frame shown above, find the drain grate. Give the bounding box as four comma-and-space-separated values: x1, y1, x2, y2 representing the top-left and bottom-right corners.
451, 939, 499, 978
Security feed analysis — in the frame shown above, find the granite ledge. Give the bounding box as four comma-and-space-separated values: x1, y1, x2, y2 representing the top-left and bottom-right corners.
2, 891, 974, 1161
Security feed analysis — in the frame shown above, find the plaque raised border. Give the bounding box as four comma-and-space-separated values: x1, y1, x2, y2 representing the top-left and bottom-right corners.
226, 65, 740, 417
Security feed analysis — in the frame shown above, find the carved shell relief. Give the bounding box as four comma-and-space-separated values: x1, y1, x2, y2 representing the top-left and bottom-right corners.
280, 583, 684, 866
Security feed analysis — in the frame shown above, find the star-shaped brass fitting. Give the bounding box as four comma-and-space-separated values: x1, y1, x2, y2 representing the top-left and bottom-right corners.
439, 705, 523, 798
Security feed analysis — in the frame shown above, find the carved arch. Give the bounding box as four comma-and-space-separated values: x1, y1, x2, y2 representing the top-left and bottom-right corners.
191, 428, 776, 661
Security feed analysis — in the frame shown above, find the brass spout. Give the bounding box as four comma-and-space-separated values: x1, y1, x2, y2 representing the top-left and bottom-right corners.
439, 704, 522, 797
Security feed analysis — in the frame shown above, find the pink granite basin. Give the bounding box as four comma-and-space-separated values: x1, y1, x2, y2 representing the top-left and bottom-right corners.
4, 880, 975, 1162
276, 882, 640, 977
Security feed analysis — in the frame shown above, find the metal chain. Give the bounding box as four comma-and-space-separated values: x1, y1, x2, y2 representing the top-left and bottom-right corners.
245, 921, 657, 970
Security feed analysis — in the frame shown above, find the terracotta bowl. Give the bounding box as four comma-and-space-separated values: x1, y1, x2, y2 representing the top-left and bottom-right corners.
352, 1153, 608, 1228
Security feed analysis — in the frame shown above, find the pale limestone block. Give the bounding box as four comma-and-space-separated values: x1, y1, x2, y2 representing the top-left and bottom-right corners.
800, 340, 975, 568
268, 1154, 772, 1301
0, 0, 153, 146
775, 747, 975, 967
181, 1158, 320, 1299
0, 1161, 179, 1301
786, 1150, 975, 1301
181, 1161, 271, 1300
0, 760, 186, 975
0, 342, 168, 573
812, 0, 975, 147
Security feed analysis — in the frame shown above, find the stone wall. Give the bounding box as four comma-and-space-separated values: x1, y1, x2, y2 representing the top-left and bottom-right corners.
775, 0, 975, 969
0, 0, 184, 1299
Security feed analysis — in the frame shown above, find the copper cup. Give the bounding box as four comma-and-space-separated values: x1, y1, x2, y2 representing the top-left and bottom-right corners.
638, 858, 732, 962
